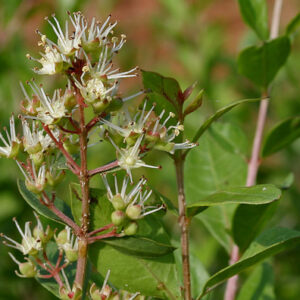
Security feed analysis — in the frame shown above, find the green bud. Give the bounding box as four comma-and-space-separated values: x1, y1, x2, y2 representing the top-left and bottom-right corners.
92, 99, 110, 113
126, 205, 141, 220
111, 210, 126, 226
183, 89, 204, 116
25, 179, 45, 194
19, 260, 37, 277
90, 283, 112, 300
63, 139, 80, 155
24, 142, 42, 155
65, 249, 78, 262
33, 225, 53, 244
124, 221, 138, 236
46, 170, 65, 187
108, 293, 120, 300
154, 142, 175, 153
56, 228, 68, 246
145, 132, 159, 144
125, 133, 138, 147
111, 194, 126, 210
8, 141, 21, 159
30, 151, 44, 167
64, 90, 77, 111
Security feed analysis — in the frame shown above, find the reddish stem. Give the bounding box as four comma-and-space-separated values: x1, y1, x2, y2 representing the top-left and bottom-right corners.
86, 113, 106, 132
88, 160, 119, 177
58, 125, 79, 134
88, 230, 120, 244
88, 223, 114, 237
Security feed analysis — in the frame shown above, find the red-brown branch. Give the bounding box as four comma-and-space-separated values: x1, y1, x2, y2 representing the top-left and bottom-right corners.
88, 160, 119, 177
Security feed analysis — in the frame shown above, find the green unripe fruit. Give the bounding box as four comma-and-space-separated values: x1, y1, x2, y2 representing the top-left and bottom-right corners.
124, 221, 138, 236
111, 194, 126, 210
111, 210, 126, 226
65, 249, 78, 262
126, 205, 142, 220
33, 225, 53, 244
56, 228, 68, 246
19, 261, 37, 277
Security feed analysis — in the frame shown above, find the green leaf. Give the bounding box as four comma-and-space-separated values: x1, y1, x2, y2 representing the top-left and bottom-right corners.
142, 70, 181, 121
232, 202, 278, 252
286, 13, 300, 38
190, 98, 260, 144
238, 36, 291, 88
237, 262, 275, 300
262, 116, 300, 157
152, 188, 179, 216
186, 184, 281, 217
198, 227, 300, 298
89, 244, 180, 299
237, 0, 269, 40
18, 179, 74, 225
101, 236, 175, 258
185, 131, 248, 252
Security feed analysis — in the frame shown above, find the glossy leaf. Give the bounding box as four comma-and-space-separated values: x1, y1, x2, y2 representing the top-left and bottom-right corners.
238, 36, 291, 88
142, 70, 180, 122
186, 184, 281, 217
262, 116, 300, 157
18, 179, 74, 225
237, 262, 275, 300
102, 236, 176, 258
89, 244, 180, 299
197, 227, 300, 298
237, 0, 269, 40
233, 202, 278, 252
190, 98, 260, 145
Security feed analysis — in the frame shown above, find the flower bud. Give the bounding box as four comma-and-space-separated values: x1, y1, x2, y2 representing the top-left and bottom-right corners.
59, 285, 82, 300
63, 139, 80, 155
111, 194, 126, 210
154, 142, 175, 153
65, 248, 78, 262
19, 260, 37, 277
46, 170, 65, 187
183, 89, 204, 116
33, 225, 53, 244
64, 90, 77, 111
124, 221, 138, 236
90, 283, 112, 300
92, 99, 110, 114
30, 151, 44, 167
55, 228, 68, 246
109, 292, 120, 300
126, 205, 141, 220
25, 178, 45, 194
8, 141, 21, 159
111, 210, 126, 226
24, 141, 42, 155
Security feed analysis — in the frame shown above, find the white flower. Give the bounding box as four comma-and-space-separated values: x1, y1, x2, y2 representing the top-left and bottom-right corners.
107, 134, 159, 181
101, 100, 154, 138
0, 116, 21, 158
21, 119, 42, 154
1, 216, 43, 256
55, 226, 78, 262
27, 45, 64, 75
28, 82, 67, 124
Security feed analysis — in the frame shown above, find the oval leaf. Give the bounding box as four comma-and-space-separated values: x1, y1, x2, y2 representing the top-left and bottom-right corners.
238, 36, 291, 88
186, 184, 281, 217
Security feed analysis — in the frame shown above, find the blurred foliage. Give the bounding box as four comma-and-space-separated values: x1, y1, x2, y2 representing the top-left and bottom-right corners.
0, 0, 300, 299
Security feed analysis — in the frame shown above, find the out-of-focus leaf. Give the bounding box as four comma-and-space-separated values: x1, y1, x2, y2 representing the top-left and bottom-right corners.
262, 116, 300, 157
237, 262, 275, 300
190, 98, 260, 145
18, 179, 74, 225
232, 202, 278, 252
238, 36, 291, 88
286, 13, 300, 38
197, 227, 300, 298
237, 0, 269, 40
186, 184, 281, 217
183, 89, 204, 116
152, 188, 178, 216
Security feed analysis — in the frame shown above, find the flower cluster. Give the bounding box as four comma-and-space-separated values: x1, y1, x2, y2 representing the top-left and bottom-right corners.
102, 174, 163, 235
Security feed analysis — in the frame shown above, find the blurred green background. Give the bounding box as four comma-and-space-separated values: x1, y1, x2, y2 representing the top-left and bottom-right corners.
0, 0, 300, 299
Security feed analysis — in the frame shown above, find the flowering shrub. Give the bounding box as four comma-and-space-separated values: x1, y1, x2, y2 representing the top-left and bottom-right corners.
1, 2, 300, 300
